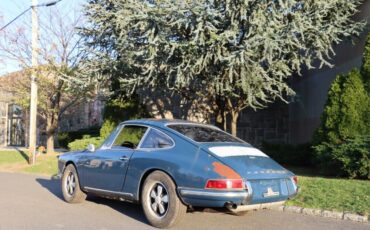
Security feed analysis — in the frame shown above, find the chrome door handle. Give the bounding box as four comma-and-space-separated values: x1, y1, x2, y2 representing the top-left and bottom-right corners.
119, 156, 129, 161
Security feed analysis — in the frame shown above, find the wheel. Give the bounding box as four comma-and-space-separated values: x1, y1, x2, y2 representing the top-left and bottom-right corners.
61, 164, 86, 203
141, 171, 187, 228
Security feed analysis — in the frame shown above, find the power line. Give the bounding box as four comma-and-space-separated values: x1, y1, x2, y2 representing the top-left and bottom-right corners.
0, 0, 62, 31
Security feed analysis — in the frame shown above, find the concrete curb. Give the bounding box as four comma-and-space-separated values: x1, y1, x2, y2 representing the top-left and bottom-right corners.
271, 205, 369, 223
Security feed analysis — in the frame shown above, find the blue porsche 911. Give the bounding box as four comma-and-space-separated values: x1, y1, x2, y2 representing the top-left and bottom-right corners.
58, 119, 298, 228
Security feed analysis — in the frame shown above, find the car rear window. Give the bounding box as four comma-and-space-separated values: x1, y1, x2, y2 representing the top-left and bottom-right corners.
168, 124, 242, 143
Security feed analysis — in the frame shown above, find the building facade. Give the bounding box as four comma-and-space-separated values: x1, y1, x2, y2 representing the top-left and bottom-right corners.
0, 72, 105, 148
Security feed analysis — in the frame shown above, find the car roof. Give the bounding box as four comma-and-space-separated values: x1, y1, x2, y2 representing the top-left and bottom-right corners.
121, 118, 217, 129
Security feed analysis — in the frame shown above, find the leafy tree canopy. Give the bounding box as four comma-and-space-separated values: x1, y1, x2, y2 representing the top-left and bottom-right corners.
81, 0, 364, 135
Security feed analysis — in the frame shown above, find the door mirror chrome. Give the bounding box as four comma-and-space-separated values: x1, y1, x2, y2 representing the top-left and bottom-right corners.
87, 144, 95, 152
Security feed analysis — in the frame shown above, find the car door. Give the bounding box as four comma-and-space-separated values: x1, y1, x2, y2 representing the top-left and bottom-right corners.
80, 125, 148, 192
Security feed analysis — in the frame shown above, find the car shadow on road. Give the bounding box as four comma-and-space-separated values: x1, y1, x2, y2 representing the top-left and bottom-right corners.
86, 195, 149, 224
35, 177, 150, 226
36, 177, 64, 200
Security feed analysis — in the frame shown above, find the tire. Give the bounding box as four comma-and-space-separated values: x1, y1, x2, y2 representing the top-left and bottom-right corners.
61, 164, 87, 203
141, 171, 187, 228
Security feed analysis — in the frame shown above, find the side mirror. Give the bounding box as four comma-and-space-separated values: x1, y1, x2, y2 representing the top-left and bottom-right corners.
87, 144, 95, 152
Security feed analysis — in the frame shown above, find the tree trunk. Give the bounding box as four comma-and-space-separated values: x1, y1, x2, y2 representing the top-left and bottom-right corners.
223, 111, 227, 131
215, 97, 228, 131
230, 110, 239, 137
46, 113, 58, 154
46, 132, 54, 154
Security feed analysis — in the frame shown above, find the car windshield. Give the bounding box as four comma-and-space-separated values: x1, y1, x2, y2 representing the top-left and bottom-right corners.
168, 124, 243, 143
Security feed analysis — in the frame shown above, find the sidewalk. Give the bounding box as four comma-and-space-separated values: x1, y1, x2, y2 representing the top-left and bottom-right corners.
0, 146, 68, 152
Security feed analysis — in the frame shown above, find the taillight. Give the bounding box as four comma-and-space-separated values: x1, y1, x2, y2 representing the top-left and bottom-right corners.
292, 176, 298, 185
205, 179, 245, 190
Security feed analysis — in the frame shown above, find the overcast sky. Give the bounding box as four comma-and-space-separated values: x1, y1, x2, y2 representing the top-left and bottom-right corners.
0, 0, 85, 75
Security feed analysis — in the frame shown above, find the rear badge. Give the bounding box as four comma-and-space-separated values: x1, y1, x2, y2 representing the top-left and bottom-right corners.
263, 187, 280, 197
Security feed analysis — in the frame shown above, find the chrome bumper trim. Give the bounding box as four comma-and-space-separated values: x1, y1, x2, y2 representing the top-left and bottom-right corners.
179, 188, 249, 198
228, 201, 285, 213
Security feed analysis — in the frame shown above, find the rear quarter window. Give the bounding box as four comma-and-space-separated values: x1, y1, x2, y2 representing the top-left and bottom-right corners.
140, 128, 174, 149
168, 124, 242, 143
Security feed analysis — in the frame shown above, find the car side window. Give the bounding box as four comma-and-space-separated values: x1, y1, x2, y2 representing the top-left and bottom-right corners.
112, 125, 147, 149
100, 125, 121, 149
140, 128, 174, 149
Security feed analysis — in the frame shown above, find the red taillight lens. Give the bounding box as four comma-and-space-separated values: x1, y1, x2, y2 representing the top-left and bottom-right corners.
205, 179, 245, 190
292, 176, 298, 185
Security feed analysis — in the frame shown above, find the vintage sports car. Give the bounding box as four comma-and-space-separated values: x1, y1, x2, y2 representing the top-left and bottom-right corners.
58, 119, 298, 228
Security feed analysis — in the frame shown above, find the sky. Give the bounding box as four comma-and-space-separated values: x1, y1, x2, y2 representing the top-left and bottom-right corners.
0, 0, 85, 75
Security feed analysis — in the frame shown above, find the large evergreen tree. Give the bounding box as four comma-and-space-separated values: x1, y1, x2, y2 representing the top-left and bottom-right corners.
81, 0, 364, 136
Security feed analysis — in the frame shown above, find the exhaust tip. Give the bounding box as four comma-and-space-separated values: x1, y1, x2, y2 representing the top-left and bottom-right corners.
225, 202, 237, 210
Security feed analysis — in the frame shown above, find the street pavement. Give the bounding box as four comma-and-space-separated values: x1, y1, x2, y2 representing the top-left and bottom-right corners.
0, 172, 368, 230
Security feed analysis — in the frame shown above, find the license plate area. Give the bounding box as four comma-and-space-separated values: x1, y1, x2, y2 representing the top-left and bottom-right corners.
250, 179, 288, 202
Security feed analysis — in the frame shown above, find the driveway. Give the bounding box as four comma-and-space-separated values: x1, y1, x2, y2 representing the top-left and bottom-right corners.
0, 172, 368, 230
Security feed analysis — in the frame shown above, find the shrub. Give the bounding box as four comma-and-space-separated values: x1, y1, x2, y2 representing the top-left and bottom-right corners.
314, 136, 370, 179
57, 132, 70, 149
314, 69, 368, 144
103, 97, 149, 123
313, 34, 370, 178
63, 97, 149, 150
68, 136, 104, 151
261, 142, 313, 167
100, 119, 117, 139
57, 126, 100, 149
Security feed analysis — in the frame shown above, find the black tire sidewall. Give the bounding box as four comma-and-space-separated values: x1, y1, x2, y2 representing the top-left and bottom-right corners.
141, 171, 186, 228
61, 164, 83, 203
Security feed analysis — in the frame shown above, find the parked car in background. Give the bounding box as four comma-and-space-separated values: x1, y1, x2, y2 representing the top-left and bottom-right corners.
58, 119, 298, 228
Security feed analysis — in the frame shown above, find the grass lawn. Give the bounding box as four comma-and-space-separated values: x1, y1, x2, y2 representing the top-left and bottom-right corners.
287, 169, 370, 215
0, 150, 58, 176
0, 150, 28, 165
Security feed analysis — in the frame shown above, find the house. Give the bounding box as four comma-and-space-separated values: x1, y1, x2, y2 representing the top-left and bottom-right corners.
0, 71, 105, 147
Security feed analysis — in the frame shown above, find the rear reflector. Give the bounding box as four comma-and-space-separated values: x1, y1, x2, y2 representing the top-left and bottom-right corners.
205, 179, 245, 190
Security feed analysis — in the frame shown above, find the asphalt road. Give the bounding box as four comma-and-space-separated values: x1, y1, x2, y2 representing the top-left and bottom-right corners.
0, 172, 368, 230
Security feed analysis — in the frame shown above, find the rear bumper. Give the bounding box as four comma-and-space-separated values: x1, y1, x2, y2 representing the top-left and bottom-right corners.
178, 188, 252, 207
227, 201, 285, 213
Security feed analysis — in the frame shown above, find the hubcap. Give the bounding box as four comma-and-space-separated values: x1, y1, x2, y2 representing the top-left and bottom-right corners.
149, 183, 169, 217
65, 172, 76, 196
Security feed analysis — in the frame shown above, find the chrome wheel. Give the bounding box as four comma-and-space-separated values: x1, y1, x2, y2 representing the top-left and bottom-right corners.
149, 183, 169, 218
61, 164, 86, 203
65, 172, 76, 196
141, 171, 187, 228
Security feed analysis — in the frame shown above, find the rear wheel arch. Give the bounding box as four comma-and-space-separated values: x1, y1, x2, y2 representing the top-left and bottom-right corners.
140, 170, 187, 228
138, 168, 179, 202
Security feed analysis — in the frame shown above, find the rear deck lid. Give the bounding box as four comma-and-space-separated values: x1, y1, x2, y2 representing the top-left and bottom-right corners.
204, 144, 297, 203
203, 143, 294, 180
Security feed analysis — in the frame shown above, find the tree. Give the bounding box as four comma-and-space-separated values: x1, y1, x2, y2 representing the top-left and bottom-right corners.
82, 0, 364, 136
361, 33, 370, 91
314, 69, 368, 144
0, 5, 94, 154
313, 32, 369, 178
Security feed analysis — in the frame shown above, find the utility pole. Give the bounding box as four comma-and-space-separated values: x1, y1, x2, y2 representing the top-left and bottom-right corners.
29, 0, 38, 165
0, 0, 62, 164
